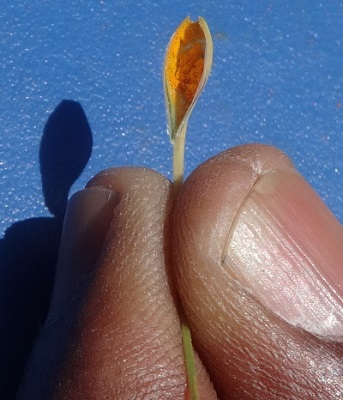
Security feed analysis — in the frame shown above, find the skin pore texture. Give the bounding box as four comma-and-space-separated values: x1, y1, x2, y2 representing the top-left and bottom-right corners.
17, 144, 343, 399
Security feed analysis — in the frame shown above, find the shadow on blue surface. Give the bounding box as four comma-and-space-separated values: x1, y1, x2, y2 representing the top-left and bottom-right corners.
0, 100, 92, 399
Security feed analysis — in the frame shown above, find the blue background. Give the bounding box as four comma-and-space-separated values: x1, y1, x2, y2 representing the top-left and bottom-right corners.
0, 1, 342, 398
1, 1, 343, 236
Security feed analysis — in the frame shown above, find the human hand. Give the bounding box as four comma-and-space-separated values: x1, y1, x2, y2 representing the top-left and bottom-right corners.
18, 144, 343, 399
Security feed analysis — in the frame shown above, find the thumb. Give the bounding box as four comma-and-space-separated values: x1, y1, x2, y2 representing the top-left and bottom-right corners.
173, 144, 343, 399
18, 167, 217, 400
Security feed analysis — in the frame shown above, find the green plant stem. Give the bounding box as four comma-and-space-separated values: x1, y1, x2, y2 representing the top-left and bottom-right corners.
172, 123, 187, 195
172, 122, 199, 400
181, 315, 199, 400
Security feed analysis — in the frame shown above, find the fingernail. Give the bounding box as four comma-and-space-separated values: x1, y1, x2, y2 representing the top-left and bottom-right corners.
49, 187, 120, 315
225, 169, 343, 338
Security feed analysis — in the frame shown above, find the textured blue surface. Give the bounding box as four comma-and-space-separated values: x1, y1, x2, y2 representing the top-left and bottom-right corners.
1, 1, 343, 237
0, 2, 342, 398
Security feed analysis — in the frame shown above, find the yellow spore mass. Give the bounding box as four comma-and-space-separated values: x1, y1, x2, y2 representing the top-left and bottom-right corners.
166, 19, 205, 113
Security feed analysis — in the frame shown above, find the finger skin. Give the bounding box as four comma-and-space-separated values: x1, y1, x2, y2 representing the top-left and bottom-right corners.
29, 167, 216, 399
17, 187, 120, 399
173, 144, 343, 399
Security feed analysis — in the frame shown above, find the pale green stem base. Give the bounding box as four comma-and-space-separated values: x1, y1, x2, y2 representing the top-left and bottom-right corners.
181, 317, 199, 400
172, 122, 199, 400
172, 123, 187, 193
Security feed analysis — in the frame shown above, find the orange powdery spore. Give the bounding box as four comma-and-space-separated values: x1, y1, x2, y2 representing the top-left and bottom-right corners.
166, 19, 205, 110
178, 44, 204, 104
